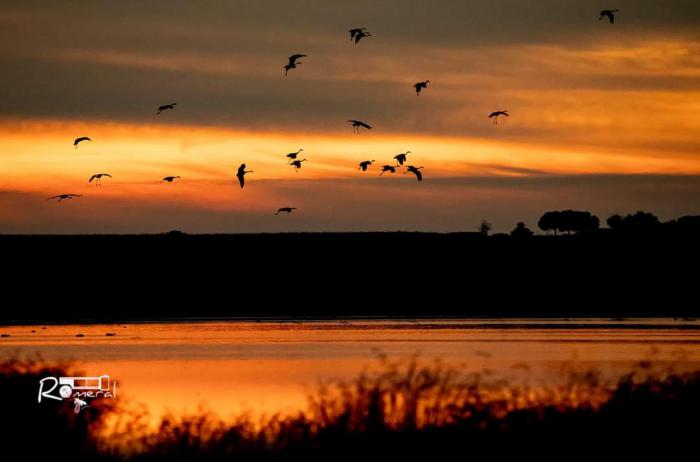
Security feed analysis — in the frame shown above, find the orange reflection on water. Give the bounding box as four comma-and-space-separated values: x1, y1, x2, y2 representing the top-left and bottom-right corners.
2, 319, 700, 426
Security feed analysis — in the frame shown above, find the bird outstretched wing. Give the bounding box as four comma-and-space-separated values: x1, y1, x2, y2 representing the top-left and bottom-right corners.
288, 54, 306, 65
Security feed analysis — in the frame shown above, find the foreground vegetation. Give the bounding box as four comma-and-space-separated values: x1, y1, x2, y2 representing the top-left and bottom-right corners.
3, 357, 698, 459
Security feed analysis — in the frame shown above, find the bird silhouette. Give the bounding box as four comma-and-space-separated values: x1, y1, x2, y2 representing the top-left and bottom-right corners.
284, 54, 306, 76
488, 110, 509, 124
161, 176, 181, 183
394, 151, 410, 166
405, 165, 424, 181
348, 120, 372, 133
349, 27, 371, 44
88, 173, 112, 186
290, 159, 307, 171
286, 148, 304, 163
237, 163, 253, 188
380, 165, 397, 175
599, 9, 619, 24
74, 137, 91, 149
359, 160, 375, 171
275, 207, 296, 215
157, 103, 177, 115
414, 80, 430, 95
47, 194, 81, 202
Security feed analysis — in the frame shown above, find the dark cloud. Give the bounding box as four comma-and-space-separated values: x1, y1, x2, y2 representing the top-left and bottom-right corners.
1, 0, 699, 153
4, 1, 700, 51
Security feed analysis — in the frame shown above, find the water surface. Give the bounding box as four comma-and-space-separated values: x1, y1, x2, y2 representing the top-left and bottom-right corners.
2, 318, 699, 420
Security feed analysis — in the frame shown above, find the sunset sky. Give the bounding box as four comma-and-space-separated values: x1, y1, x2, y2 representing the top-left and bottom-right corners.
1, 0, 699, 233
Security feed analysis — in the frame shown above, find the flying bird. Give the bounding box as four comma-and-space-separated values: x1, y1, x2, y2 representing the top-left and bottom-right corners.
161, 176, 181, 183
349, 27, 371, 44
359, 160, 375, 171
394, 151, 410, 166
348, 119, 372, 133
47, 194, 81, 202
284, 54, 306, 76
88, 173, 112, 185
74, 137, 91, 149
380, 165, 397, 175
414, 80, 430, 95
286, 148, 304, 163
290, 159, 307, 171
488, 110, 509, 124
599, 9, 619, 24
236, 163, 253, 188
157, 103, 177, 114
275, 207, 297, 215
405, 165, 424, 181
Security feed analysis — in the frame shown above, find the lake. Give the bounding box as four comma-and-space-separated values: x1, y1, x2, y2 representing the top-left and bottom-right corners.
2, 318, 699, 422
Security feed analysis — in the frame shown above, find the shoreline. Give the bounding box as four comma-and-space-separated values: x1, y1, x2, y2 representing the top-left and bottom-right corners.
2, 316, 698, 328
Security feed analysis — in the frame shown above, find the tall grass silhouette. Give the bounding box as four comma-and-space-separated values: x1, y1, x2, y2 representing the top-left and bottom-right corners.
2, 356, 698, 459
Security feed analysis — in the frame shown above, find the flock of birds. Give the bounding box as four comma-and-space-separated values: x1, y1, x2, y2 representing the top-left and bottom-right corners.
48, 10, 622, 217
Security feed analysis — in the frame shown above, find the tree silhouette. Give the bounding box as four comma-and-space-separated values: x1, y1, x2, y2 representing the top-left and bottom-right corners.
608, 211, 660, 231
478, 220, 492, 236
538, 210, 600, 235
538, 211, 559, 235
606, 214, 623, 229
669, 215, 700, 232
510, 222, 533, 239
623, 211, 660, 229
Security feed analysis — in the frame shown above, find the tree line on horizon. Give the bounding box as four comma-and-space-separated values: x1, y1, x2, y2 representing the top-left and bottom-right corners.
479, 210, 700, 238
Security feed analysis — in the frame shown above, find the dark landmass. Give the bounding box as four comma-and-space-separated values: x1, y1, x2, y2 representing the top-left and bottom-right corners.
2, 223, 698, 324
